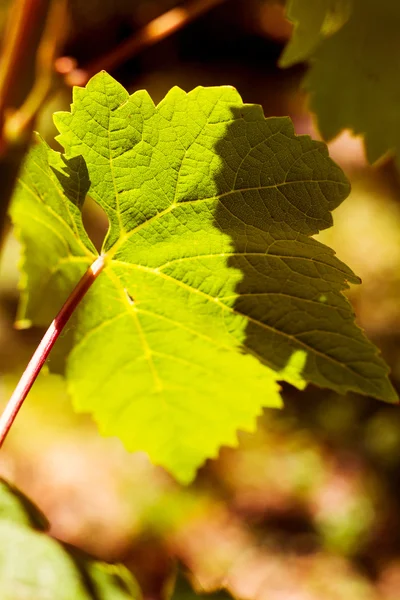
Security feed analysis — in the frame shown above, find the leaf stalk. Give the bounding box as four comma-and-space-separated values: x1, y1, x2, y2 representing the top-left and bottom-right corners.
0, 254, 105, 449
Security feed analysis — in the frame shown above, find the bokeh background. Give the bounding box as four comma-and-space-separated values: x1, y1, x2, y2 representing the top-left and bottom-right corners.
1, 1, 400, 598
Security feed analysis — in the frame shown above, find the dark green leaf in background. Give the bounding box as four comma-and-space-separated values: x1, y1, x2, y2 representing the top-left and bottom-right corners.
279, 0, 352, 67
281, 0, 400, 168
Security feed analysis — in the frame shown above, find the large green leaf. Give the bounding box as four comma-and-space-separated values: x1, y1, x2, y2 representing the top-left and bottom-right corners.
281, 0, 400, 167
10, 72, 396, 483
0, 479, 139, 600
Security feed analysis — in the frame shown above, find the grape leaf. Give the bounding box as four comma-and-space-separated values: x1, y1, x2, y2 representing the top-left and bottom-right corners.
281, 0, 400, 167
10, 72, 397, 483
279, 0, 352, 68
0, 479, 140, 600
11, 139, 96, 328
279, 0, 352, 67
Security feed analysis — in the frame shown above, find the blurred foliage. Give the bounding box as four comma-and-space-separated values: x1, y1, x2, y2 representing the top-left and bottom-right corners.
171, 572, 234, 600
1, 0, 400, 599
281, 0, 400, 168
0, 479, 140, 599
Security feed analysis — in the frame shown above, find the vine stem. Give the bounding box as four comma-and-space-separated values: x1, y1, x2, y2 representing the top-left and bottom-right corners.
0, 0, 67, 250
64, 0, 228, 86
0, 254, 105, 449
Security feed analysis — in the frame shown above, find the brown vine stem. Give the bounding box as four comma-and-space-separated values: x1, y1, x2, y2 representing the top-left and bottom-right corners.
64, 0, 228, 86
0, 0, 67, 250
0, 254, 105, 449
4, 0, 67, 143
0, 0, 49, 134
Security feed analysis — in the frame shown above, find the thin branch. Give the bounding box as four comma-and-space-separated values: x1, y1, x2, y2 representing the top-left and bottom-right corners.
65, 0, 229, 86
0, 0, 51, 136
4, 0, 68, 142
0, 0, 49, 248
0, 0, 67, 251
0, 255, 105, 449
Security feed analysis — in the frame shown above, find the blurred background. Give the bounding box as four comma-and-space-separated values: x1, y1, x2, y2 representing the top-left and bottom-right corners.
1, 1, 400, 598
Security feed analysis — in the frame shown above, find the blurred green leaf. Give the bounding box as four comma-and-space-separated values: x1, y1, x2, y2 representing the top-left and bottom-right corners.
0, 478, 48, 531
0, 479, 140, 600
281, 0, 400, 167
279, 0, 352, 67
